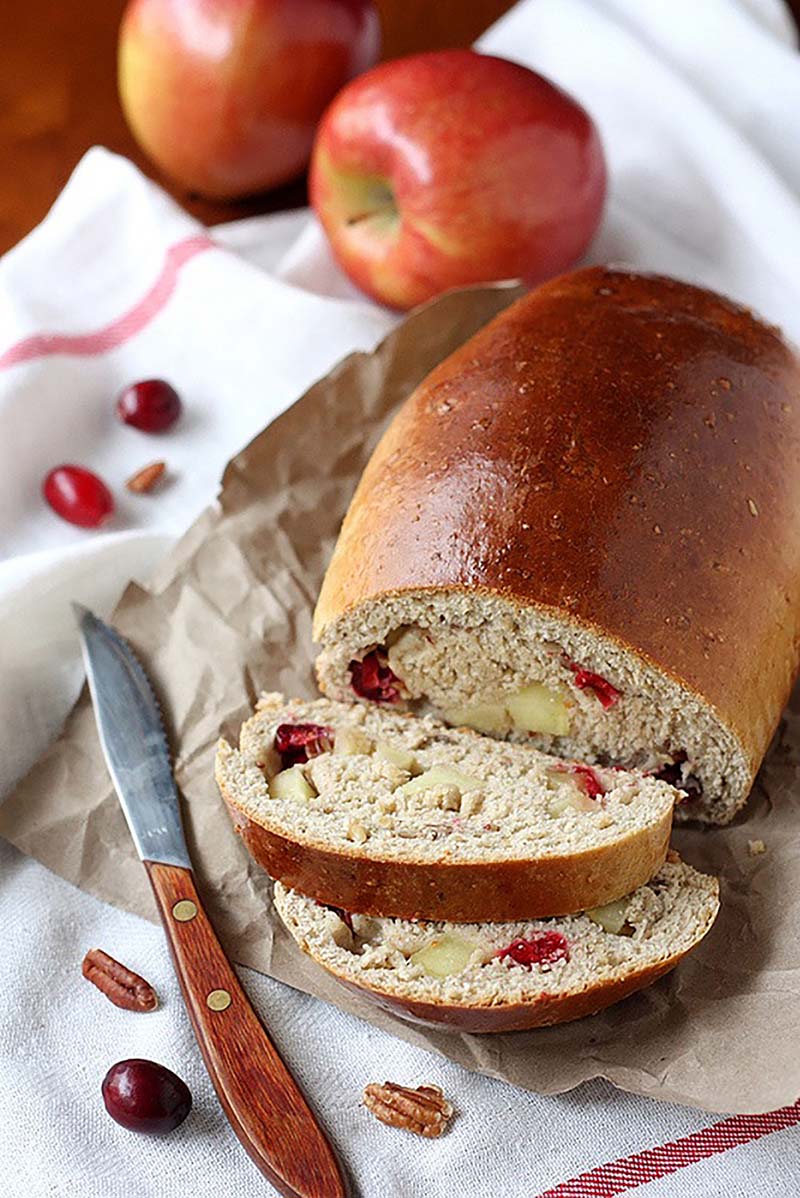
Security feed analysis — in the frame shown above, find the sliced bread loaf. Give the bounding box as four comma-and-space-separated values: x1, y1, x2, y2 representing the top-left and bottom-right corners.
313, 267, 800, 824
273, 856, 719, 1033
216, 692, 679, 922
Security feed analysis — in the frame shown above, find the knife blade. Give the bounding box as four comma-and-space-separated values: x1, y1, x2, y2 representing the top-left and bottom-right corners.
75, 604, 348, 1198
74, 604, 191, 869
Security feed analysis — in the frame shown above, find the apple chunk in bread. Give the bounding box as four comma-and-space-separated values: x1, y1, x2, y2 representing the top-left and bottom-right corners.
441, 700, 510, 735
445, 687, 570, 737
506, 683, 571, 736
586, 897, 631, 934
410, 934, 478, 979
375, 740, 419, 773
399, 765, 482, 797
546, 789, 596, 817
333, 727, 375, 757
269, 765, 316, 802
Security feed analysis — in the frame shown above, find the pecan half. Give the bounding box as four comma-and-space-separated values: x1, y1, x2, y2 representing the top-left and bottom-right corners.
126, 461, 166, 493
363, 1082, 453, 1138
82, 949, 158, 1012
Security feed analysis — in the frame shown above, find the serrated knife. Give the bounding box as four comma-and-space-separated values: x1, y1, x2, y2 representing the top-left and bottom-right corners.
74, 604, 348, 1198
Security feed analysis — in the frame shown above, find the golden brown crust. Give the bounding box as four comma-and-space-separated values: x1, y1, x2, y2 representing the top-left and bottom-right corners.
220, 776, 672, 922
312, 952, 686, 1033
314, 267, 800, 780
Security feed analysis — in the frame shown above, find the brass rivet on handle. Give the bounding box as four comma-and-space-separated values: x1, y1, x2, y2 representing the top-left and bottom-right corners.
207, 989, 232, 1011
172, 899, 198, 922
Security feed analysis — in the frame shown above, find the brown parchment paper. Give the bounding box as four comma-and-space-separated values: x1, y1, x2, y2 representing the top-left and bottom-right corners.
3, 281, 800, 1116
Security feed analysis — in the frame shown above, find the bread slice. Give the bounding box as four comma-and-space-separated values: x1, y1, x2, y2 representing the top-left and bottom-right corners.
313, 268, 800, 825
273, 856, 719, 1033
216, 693, 679, 922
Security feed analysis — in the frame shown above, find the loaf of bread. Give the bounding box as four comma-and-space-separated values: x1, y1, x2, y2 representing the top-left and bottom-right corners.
314, 267, 800, 824
273, 856, 719, 1033
216, 693, 679, 922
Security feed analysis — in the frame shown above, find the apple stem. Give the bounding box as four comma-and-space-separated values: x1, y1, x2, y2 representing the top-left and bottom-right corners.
345, 202, 398, 227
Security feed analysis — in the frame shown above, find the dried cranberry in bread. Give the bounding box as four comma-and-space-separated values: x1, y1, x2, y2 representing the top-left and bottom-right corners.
216, 693, 678, 922
272, 856, 720, 1033
313, 267, 800, 824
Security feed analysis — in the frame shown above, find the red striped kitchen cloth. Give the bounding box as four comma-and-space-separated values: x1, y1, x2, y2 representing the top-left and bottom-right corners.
538, 1100, 800, 1196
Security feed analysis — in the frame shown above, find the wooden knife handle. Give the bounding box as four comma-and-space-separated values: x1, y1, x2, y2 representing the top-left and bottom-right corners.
145, 861, 349, 1198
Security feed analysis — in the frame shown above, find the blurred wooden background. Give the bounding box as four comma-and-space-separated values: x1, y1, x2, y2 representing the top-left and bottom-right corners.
3, 1, 798, 253
0, 0, 516, 253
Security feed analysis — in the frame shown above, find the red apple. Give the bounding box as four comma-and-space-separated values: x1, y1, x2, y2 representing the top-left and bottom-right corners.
310, 50, 606, 310
118, 0, 381, 200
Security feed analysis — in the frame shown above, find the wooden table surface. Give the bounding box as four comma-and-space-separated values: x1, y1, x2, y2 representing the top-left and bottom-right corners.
1, 0, 515, 254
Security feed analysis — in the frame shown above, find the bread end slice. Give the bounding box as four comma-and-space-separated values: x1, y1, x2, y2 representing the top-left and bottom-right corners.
273, 857, 719, 1033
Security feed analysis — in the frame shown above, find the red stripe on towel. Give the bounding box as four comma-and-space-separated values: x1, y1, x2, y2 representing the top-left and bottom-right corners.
0, 234, 214, 370
538, 1101, 800, 1196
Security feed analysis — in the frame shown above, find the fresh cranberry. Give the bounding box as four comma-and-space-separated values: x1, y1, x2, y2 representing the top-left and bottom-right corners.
571, 764, 606, 798
102, 1059, 191, 1134
43, 465, 114, 528
117, 380, 182, 432
497, 932, 570, 969
567, 660, 621, 709
349, 650, 402, 703
274, 723, 334, 768
655, 753, 703, 799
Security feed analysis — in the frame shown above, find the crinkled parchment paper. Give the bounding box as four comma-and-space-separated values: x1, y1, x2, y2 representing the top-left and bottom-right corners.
3, 281, 799, 1115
